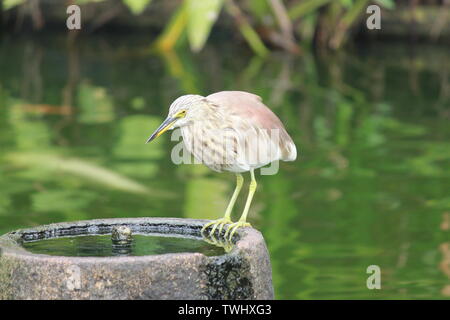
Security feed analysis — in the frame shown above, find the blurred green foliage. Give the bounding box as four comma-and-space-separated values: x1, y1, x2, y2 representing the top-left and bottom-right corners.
3, 0, 396, 54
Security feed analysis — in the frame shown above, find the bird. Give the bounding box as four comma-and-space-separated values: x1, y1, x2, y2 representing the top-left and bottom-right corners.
146, 91, 297, 240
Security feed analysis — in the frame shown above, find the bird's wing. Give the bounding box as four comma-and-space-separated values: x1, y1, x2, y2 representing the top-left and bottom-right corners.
206, 91, 297, 162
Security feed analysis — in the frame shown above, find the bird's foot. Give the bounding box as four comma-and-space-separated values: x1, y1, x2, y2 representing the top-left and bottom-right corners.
224, 221, 251, 241
201, 217, 233, 237
202, 232, 234, 253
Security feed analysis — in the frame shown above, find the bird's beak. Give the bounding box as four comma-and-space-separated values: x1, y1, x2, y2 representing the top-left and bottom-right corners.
146, 116, 178, 143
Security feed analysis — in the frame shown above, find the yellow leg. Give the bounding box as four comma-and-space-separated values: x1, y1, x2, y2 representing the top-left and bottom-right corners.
225, 169, 256, 240
201, 173, 243, 236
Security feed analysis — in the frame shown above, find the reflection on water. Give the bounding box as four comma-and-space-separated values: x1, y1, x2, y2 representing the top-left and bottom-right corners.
0, 34, 449, 299
23, 234, 225, 257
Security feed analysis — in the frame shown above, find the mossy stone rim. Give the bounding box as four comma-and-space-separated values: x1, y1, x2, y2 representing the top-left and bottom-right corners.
0, 218, 274, 299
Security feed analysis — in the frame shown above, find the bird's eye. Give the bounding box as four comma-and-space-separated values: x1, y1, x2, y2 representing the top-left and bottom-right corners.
177, 110, 187, 117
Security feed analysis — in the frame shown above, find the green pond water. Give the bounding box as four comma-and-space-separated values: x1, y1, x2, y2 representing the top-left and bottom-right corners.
22, 234, 224, 257
0, 33, 449, 299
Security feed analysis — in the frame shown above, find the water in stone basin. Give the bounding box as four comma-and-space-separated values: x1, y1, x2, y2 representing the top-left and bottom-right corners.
22, 234, 225, 257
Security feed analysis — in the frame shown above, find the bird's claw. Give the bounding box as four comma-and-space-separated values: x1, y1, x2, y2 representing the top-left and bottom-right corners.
202, 232, 234, 253
224, 221, 251, 241
201, 218, 233, 237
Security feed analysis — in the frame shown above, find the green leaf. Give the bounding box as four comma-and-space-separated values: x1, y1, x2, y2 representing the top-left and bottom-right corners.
341, 0, 369, 25
374, 0, 395, 9
186, 0, 224, 52
247, 0, 271, 21
4, 0, 25, 10
122, 0, 152, 15
288, 0, 332, 20
224, 1, 268, 57
340, 0, 354, 9
238, 22, 269, 57
154, 4, 188, 51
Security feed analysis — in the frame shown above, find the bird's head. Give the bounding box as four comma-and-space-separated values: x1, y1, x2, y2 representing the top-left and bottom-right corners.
146, 94, 207, 143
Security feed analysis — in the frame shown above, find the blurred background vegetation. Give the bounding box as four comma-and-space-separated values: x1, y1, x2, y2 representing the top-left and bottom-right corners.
2, 0, 450, 54
0, 0, 450, 299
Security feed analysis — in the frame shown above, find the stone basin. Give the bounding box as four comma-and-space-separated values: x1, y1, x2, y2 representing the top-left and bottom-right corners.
0, 218, 274, 300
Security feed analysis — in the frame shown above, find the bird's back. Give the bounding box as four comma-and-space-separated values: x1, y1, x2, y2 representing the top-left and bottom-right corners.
180, 91, 296, 174
206, 91, 297, 163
